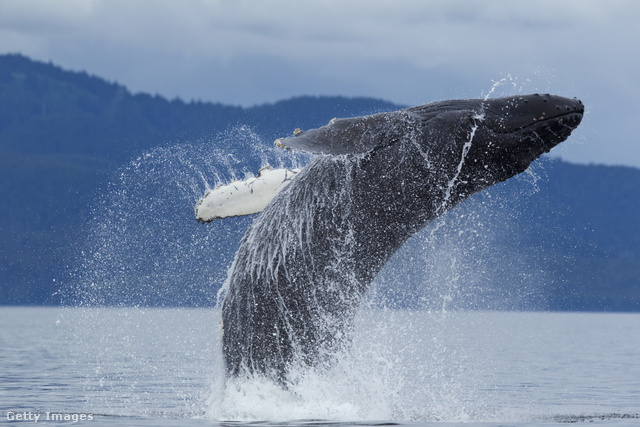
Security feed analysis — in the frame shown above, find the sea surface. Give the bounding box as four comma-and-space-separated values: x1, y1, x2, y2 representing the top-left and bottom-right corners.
1, 307, 639, 426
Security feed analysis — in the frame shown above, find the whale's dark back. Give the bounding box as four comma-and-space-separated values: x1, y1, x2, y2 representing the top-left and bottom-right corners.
222, 157, 379, 380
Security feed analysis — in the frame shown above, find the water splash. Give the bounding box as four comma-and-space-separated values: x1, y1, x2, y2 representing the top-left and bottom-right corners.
63, 126, 309, 417
63, 90, 561, 423
204, 309, 515, 422
66, 126, 308, 308
482, 73, 534, 100
438, 112, 485, 216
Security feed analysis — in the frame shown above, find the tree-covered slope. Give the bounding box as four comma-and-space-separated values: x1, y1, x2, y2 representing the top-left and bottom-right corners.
0, 54, 638, 310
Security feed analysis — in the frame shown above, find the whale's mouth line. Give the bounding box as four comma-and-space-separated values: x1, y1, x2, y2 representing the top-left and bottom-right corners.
501, 110, 584, 136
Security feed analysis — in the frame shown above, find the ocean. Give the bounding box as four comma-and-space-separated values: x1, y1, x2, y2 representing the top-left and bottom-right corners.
1, 307, 638, 426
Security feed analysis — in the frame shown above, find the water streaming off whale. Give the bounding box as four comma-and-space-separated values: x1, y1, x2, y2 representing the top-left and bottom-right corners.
220, 94, 584, 384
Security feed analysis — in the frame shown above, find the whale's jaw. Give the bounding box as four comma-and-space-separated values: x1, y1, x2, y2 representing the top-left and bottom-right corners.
486, 94, 584, 160
458, 95, 584, 187
484, 94, 584, 136
508, 95, 583, 167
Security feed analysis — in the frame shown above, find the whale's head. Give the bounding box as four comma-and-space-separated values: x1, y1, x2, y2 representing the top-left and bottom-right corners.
405, 94, 584, 199
471, 94, 584, 179
273, 93, 584, 204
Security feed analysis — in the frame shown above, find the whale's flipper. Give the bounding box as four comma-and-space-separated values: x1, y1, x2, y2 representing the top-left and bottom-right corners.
195, 166, 300, 222
274, 110, 411, 155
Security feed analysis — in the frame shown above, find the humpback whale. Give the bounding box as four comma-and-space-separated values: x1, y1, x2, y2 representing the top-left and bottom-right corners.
198, 94, 584, 384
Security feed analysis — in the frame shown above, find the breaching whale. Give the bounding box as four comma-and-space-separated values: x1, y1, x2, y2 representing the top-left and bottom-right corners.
197, 94, 584, 384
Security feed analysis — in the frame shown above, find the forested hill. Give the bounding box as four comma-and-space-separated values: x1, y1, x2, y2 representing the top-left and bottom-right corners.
1, 54, 638, 310
0, 54, 399, 305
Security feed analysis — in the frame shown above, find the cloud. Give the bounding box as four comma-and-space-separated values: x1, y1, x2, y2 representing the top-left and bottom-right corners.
0, 1, 635, 91
0, 0, 639, 166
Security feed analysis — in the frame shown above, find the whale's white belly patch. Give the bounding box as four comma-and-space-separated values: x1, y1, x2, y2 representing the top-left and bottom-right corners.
195, 166, 300, 222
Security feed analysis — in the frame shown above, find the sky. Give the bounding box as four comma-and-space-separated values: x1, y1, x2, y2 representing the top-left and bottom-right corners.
1, 0, 639, 168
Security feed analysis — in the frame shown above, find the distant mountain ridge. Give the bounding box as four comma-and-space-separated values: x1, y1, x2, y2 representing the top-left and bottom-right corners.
0, 54, 638, 310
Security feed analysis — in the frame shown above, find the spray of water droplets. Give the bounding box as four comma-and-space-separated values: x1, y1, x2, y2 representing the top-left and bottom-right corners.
58, 83, 561, 422
60, 126, 310, 417
65, 126, 308, 308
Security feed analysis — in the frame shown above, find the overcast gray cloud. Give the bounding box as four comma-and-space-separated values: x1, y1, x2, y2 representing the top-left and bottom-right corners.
1, 0, 639, 167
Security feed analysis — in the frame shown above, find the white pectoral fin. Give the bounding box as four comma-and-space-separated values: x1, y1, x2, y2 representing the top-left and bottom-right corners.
195, 166, 300, 222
